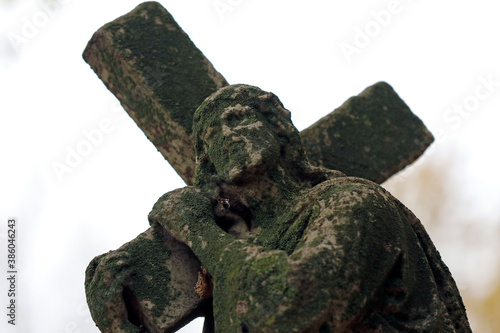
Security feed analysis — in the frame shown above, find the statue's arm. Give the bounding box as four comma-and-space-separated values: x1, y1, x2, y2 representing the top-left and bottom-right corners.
149, 180, 408, 332
148, 186, 236, 264
149, 187, 294, 331
278, 177, 408, 331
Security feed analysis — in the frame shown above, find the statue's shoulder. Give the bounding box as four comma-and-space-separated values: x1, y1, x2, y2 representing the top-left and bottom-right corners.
307, 175, 394, 205
302, 175, 406, 234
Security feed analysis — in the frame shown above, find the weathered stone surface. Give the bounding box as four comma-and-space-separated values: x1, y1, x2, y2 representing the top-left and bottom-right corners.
300, 82, 434, 184
83, 1, 228, 185
85, 227, 211, 332
83, 2, 433, 185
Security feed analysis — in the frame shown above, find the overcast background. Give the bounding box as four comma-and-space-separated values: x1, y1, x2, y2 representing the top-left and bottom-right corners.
1, 0, 499, 332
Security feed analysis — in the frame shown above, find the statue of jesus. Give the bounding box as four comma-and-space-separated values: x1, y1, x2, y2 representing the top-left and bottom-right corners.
147, 84, 471, 332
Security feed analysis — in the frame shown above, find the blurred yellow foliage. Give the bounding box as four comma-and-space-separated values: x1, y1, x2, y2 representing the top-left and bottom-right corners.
477, 281, 500, 332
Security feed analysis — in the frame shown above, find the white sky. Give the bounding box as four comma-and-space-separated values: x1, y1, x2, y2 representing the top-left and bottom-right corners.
0, 0, 499, 332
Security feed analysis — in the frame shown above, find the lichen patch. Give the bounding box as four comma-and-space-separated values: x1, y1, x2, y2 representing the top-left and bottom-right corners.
221, 104, 251, 119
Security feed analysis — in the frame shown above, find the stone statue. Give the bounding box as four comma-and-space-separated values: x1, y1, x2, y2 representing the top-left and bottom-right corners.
85, 84, 471, 332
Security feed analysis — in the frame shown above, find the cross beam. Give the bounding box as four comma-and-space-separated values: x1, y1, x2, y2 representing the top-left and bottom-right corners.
83, 1, 433, 185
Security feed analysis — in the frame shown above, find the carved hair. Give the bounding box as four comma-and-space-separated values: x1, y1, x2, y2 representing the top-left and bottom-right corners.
192, 84, 337, 187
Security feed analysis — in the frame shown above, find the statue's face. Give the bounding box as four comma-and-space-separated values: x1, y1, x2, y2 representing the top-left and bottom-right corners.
205, 104, 280, 182
197, 86, 294, 183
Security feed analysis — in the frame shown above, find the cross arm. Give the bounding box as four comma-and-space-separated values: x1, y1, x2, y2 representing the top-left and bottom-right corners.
301, 82, 434, 184
83, 1, 228, 185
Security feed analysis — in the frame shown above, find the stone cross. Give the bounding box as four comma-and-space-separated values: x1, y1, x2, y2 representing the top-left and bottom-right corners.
83, 1, 433, 186
82, 3, 471, 333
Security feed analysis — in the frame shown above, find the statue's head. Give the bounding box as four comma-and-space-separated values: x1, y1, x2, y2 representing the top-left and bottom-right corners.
193, 84, 311, 186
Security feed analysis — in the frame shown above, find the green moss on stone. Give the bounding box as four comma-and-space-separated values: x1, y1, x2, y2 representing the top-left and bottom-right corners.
105, 2, 225, 135
85, 227, 180, 332
122, 228, 174, 317
300, 82, 434, 183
